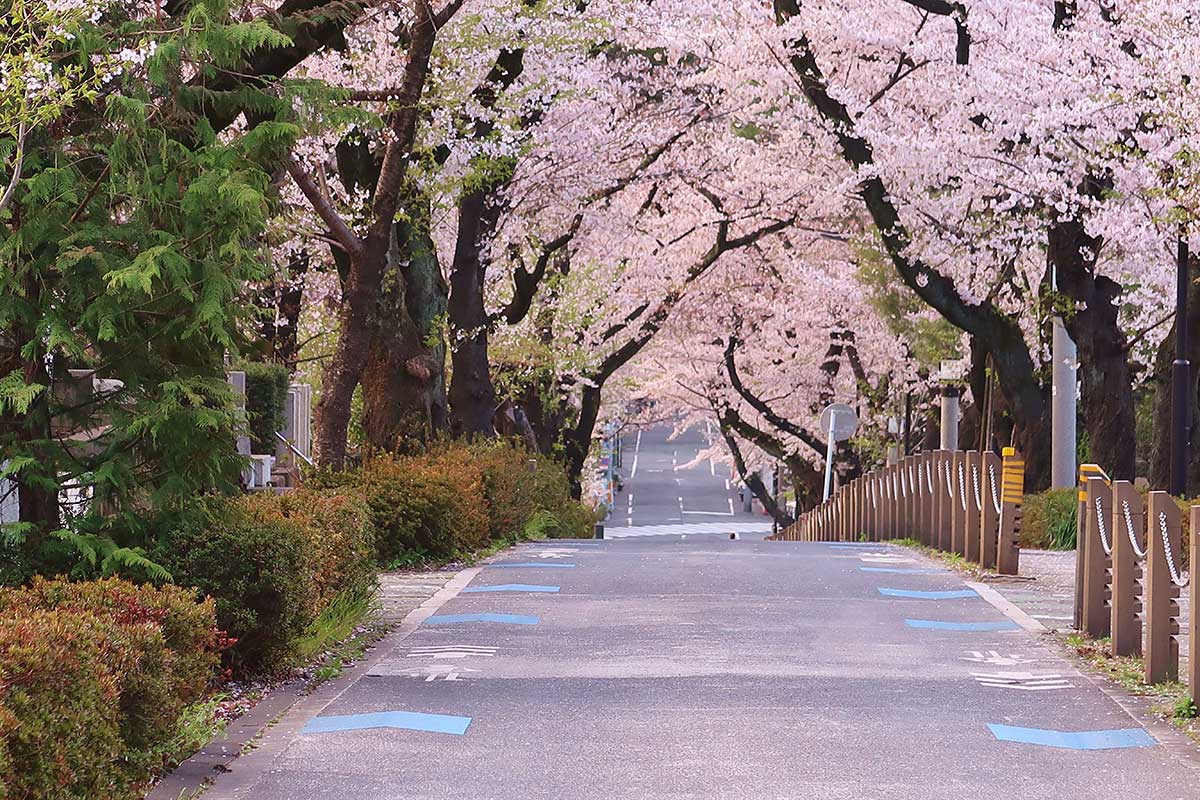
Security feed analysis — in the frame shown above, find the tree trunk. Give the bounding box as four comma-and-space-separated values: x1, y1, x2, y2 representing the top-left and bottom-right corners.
360, 217, 448, 450
314, 244, 385, 469
1050, 214, 1137, 480
447, 189, 499, 437
1148, 253, 1200, 488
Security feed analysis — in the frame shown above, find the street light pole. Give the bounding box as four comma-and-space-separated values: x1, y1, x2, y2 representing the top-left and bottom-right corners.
1171, 235, 1191, 497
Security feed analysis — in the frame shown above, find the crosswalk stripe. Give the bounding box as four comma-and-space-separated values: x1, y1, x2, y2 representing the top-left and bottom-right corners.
601, 522, 772, 538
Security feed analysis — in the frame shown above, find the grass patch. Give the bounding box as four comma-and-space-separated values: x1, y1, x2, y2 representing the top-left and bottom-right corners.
891, 538, 981, 576
1059, 632, 1200, 739
294, 586, 377, 664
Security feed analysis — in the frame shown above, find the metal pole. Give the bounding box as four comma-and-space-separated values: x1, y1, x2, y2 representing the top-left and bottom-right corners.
1051, 317, 1077, 489
822, 414, 837, 502
1171, 236, 1191, 497
939, 386, 960, 451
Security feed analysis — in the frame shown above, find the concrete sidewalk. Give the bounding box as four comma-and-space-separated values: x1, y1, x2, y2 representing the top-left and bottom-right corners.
194, 537, 1199, 800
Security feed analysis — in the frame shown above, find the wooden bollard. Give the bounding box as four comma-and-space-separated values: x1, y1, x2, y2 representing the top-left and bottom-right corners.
950, 452, 965, 556
926, 453, 936, 546
996, 447, 1023, 575
935, 451, 950, 552
1081, 476, 1113, 638
964, 451, 982, 564
979, 451, 1001, 570
1145, 492, 1181, 684
1074, 464, 1110, 631
1189, 507, 1200, 705
1110, 481, 1143, 657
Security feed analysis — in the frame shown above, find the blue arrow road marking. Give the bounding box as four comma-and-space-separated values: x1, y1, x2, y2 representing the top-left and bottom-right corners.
906, 619, 1019, 631
487, 563, 576, 569
303, 711, 471, 736
425, 613, 540, 625
880, 588, 978, 600
987, 724, 1156, 750
860, 567, 950, 575
462, 584, 560, 593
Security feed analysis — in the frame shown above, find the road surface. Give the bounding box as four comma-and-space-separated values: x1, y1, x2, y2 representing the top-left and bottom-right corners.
202, 425, 1199, 799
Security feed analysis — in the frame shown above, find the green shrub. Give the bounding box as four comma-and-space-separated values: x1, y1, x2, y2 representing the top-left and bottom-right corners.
1021, 489, 1078, 550
155, 489, 377, 675
240, 361, 290, 454
155, 496, 310, 674
0, 578, 221, 799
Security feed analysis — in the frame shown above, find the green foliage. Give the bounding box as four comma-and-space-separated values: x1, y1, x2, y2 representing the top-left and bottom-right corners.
0, 0, 304, 576
155, 497, 311, 674
854, 238, 961, 369
155, 490, 377, 675
1021, 489, 1078, 550
0, 578, 221, 799
240, 361, 291, 454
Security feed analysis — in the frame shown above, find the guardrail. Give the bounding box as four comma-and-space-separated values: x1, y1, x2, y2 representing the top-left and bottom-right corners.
1077, 469, 1197, 689
769, 448, 1025, 576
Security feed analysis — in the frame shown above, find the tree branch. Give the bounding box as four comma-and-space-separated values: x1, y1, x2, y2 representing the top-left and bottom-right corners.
285, 155, 363, 257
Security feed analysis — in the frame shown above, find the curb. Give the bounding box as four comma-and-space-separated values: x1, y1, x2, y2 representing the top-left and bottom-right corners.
964, 580, 1047, 633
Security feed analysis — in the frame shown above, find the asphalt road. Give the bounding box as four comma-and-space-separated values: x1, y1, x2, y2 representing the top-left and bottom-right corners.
606, 422, 771, 536
205, 426, 1200, 799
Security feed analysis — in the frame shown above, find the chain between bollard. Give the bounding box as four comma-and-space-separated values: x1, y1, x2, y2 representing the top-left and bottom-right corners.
925, 462, 934, 493
1120, 500, 1148, 560
972, 464, 982, 509
1094, 496, 1113, 556
987, 464, 1001, 514
1156, 511, 1190, 588
944, 461, 954, 497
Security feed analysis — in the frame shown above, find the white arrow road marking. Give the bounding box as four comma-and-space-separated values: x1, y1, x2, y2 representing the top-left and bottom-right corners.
961, 650, 1036, 666
971, 672, 1073, 690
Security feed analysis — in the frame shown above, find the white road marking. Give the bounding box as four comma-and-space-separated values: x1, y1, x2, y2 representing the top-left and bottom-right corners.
971, 672, 1072, 691
724, 479, 730, 491
961, 650, 1036, 666
709, 460, 715, 477
407, 646, 497, 659
681, 510, 734, 516
603, 522, 771, 538
727, 497, 734, 515
630, 429, 641, 478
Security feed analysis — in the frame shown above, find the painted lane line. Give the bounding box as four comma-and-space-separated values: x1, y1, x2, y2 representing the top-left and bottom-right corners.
971, 672, 1073, 691
905, 619, 1021, 632
860, 567, 950, 575
461, 584, 560, 593
987, 724, 1155, 750
406, 646, 497, 658
963, 581, 1047, 633
961, 650, 1035, 666
424, 613, 540, 625
486, 562, 576, 569
727, 497, 734, 515
302, 711, 471, 736
630, 429, 641, 478
879, 588, 979, 600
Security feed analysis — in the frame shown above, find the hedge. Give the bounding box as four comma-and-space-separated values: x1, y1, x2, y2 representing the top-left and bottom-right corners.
312, 440, 594, 566
0, 578, 221, 799
240, 361, 290, 454
155, 489, 376, 674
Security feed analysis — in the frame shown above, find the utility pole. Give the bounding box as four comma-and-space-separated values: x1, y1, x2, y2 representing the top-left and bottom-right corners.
1171, 235, 1191, 496
1051, 319, 1078, 489
903, 391, 913, 456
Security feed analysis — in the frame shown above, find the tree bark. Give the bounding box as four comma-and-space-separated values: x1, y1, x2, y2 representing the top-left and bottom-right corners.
447, 188, 500, 437
715, 411, 793, 528
361, 217, 449, 450
1148, 253, 1200, 488
1050, 184, 1137, 480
